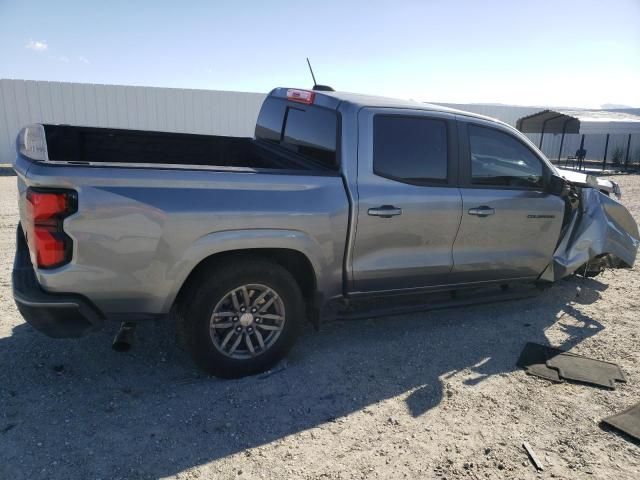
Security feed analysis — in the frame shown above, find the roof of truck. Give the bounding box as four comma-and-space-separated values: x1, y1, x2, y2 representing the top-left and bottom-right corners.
270, 87, 502, 125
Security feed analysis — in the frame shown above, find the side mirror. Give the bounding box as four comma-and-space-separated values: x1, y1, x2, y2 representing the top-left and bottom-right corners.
546, 174, 567, 196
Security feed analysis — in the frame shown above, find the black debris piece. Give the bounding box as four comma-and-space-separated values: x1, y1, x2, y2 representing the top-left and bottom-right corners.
516, 342, 563, 382
602, 402, 640, 441
547, 354, 626, 390
517, 342, 626, 389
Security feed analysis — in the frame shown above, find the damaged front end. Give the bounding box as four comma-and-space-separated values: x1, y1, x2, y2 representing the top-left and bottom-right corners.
540, 178, 640, 282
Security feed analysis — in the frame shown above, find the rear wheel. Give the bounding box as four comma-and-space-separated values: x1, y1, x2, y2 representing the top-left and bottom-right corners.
181, 258, 304, 378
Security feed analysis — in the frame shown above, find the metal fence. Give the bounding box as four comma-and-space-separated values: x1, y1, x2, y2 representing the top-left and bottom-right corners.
438, 102, 640, 170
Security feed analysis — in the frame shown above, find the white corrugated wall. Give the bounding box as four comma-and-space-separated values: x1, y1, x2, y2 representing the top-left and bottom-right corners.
2, 79, 639, 167
0, 79, 267, 165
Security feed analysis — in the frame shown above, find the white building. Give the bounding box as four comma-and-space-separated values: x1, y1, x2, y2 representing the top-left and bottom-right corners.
0, 79, 265, 165
1, 79, 639, 167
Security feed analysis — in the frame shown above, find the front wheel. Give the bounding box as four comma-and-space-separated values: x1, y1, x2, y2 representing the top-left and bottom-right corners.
181, 258, 304, 378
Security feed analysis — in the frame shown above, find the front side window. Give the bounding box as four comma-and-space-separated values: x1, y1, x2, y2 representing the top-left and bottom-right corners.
373, 115, 448, 184
469, 125, 544, 188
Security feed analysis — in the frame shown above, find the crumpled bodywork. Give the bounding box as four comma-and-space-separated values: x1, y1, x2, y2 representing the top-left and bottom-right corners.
540, 187, 640, 282
555, 168, 621, 199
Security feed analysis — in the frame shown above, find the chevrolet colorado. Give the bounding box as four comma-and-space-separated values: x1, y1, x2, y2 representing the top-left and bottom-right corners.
12, 87, 640, 378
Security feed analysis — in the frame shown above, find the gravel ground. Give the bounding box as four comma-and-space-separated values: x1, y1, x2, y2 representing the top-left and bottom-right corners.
1, 173, 639, 480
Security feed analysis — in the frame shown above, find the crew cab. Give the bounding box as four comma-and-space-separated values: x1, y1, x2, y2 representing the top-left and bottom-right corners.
12, 87, 640, 378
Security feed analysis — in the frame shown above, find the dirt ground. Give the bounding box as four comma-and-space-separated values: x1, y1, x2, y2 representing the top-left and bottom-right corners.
1, 173, 639, 480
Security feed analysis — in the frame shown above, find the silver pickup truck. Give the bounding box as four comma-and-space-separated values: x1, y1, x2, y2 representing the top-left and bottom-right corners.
12, 87, 639, 378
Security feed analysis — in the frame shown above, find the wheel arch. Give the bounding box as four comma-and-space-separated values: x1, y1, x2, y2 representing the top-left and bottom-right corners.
171, 247, 318, 315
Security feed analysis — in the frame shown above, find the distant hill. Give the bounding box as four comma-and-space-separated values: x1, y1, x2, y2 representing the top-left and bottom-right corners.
601, 103, 636, 109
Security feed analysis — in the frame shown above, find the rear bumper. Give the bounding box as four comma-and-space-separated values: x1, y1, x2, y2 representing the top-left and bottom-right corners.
12, 226, 104, 338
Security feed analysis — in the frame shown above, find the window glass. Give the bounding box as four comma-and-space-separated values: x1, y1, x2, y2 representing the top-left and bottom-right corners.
254, 97, 338, 169
282, 107, 337, 168
373, 116, 448, 183
469, 125, 544, 188
254, 98, 286, 143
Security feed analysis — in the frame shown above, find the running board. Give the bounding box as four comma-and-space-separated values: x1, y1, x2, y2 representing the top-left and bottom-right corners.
335, 287, 541, 321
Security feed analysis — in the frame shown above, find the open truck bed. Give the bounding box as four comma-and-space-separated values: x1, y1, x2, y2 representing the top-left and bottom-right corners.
43, 125, 329, 172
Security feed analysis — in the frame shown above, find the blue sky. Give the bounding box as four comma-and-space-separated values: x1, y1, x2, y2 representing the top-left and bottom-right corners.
1, 0, 639, 108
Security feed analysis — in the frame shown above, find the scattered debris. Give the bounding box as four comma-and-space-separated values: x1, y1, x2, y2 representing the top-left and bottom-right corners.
602, 402, 640, 442
516, 343, 563, 382
547, 354, 625, 390
257, 361, 288, 380
522, 442, 544, 471
386, 416, 400, 426
517, 342, 626, 389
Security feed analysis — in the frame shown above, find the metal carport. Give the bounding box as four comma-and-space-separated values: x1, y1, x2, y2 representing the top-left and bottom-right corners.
516, 109, 640, 170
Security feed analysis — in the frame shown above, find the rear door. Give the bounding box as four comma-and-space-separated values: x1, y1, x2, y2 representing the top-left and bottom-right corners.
450, 118, 565, 283
350, 108, 462, 292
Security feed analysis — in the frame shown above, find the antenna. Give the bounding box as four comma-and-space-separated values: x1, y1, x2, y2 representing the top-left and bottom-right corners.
305, 58, 335, 92
306, 57, 318, 86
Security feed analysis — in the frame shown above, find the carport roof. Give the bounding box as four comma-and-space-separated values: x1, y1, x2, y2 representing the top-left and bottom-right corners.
516, 109, 640, 135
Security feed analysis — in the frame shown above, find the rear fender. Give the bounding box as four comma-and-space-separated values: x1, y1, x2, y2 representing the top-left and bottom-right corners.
162, 229, 325, 312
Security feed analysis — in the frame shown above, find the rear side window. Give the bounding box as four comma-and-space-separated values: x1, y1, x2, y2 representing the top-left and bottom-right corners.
469, 125, 544, 188
373, 116, 448, 184
254, 98, 285, 143
255, 97, 338, 169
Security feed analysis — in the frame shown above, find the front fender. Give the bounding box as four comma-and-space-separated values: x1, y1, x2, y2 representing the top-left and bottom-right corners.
161, 229, 327, 312
540, 188, 639, 281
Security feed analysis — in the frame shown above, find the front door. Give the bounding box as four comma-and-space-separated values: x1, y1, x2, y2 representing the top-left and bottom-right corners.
350, 108, 462, 292
450, 119, 565, 283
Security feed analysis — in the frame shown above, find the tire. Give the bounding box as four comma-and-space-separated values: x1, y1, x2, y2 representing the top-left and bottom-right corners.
180, 257, 304, 378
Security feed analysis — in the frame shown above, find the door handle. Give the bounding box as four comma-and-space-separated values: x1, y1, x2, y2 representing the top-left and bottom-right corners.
468, 206, 495, 217
368, 205, 403, 218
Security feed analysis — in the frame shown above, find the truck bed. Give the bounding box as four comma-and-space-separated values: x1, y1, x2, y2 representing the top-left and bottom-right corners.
14, 154, 349, 316
43, 125, 326, 171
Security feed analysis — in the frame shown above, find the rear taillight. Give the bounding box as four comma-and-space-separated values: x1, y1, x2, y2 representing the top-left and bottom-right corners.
24, 188, 77, 269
